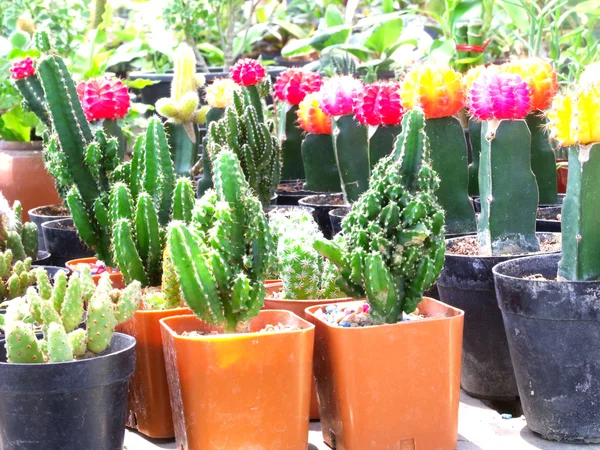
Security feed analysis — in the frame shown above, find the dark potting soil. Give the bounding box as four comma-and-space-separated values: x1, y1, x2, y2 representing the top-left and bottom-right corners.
51, 221, 77, 231
537, 209, 561, 221
447, 235, 561, 257
34, 204, 70, 216
277, 181, 304, 193
306, 193, 347, 206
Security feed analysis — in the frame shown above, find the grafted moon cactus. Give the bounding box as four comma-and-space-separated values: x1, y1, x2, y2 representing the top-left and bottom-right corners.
168, 149, 274, 332
548, 85, 600, 281
314, 109, 445, 324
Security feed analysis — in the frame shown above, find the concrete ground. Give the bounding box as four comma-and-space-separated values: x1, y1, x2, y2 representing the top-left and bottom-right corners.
124, 391, 600, 450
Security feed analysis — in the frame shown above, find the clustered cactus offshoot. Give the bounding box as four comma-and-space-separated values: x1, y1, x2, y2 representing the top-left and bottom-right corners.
314, 110, 445, 324
0, 251, 36, 300
2, 272, 139, 363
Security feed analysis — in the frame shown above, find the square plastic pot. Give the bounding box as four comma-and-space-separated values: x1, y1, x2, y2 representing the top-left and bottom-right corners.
306, 298, 464, 450
160, 310, 314, 450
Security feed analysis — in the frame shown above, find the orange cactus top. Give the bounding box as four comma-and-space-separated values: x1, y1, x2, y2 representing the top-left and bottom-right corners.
400, 64, 465, 119
297, 93, 332, 134
502, 58, 558, 112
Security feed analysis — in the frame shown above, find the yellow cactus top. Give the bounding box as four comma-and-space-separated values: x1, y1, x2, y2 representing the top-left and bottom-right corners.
547, 85, 600, 147
205, 78, 239, 109
462, 65, 494, 92
400, 64, 465, 119
502, 58, 558, 112
172, 44, 204, 101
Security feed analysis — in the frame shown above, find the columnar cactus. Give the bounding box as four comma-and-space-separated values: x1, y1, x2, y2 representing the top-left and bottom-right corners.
274, 68, 323, 180
156, 44, 206, 175
168, 149, 274, 332
467, 69, 539, 255
548, 85, 600, 281
10, 56, 50, 127
319, 76, 367, 203
0, 195, 38, 261
401, 64, 476, 234
314, 109, 446, 324
3, 272, 140, 363
504, 59, 559, 204
0, 251, 36, 300
205, 87, 281, 207
296, 93, 340, 192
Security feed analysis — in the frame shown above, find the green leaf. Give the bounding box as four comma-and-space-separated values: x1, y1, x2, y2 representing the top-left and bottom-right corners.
309, 25, 351, 51
364, 17, 404, 56
281, 38, 313, 57
574, 0, 599, 13
325, 5, 345, 27
124, 79, 160, 89
382, 0, 394, 14
323, 44, 375, 62
496, 0, 529, 34
0, 105, 39, 142
428, 39, 456, 65
273, 20, 307, 39
7, 49, 40, 60
10, 32, 29, 50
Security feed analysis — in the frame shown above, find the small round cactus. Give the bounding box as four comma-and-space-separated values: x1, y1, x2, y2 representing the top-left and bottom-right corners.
400, 64, 465, 119
76, 77, 131, 121
502, 58, 558, 112
274, 68, 322, 105
353, 82, 404, 126
10, 57, 35, 79
318, 75, 363, 117
230, 58, 266, 86
297, 93, 332, 134
467, 70, 531, 121
205, 78, 239, 108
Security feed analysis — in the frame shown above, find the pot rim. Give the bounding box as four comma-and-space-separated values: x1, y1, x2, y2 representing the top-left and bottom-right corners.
305, 298, 464, 331
41, 217, 74, 229
135, 306, 192, 317
28, 204, 71, 219
159, 310, 315, 342
298, 192, 346, 208
445, 232, 562, 260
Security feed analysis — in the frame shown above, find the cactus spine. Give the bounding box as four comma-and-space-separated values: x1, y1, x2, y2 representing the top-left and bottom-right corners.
168, 149, 274, 331
314, 110, 445, 323
477, 120, 539, 255
4, 272, 139, 363
425, 117, 477, 233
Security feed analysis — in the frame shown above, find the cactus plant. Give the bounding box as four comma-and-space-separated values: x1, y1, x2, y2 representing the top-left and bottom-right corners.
504, 59, 559, 204
156, 44, 206, 176
296, 93, 340, 192
205, 82, 281, 207
0, 195, 38, 261
10, 56, 50, 127
467, 69, 539, 255
0, 251, 36, 300
319, 75, 368, 203
547, 85, 600, 281
313, 109, 446, 324
275, 210, 344, 300
274, 68, 323, 180
401, 64, 476, 234
3, 272, 140, 363
168, 149, 274, 332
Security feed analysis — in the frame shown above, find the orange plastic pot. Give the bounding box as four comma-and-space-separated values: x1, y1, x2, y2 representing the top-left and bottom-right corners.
557, 158, 568, 194
264, 279, 282, 285
65, 257, 126, 289
160, 310, 314, 450
263, 282, 354, 420
117, 307, 193, 438
306, 298, 464, 450
0, 141, 62, 223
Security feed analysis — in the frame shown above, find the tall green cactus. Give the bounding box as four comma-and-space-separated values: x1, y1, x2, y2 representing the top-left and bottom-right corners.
528, 115, 558, 204
468, 119, 481, 196
478, 120, 539, 255
314, 110, 445, 324
205, 90, 281, 207
558, 143, 600, 281
3, 272, 140, 363
14, 72, 50, 128
196, 107, 225, 197
425, 116, 476, 234
0, 197, 38, 261
301, 134, 342, 192
279, 104, 305, 180
332, 115, 369, 202
168, 149, 274, 331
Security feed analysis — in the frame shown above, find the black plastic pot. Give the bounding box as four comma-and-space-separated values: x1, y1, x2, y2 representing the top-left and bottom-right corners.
37, 265, 70, 279
494, 253, 600, 443
32, 250, 51, 265
0, 333, 136, 450
329, 207, 350, 236
28, 205, 72, 252
536, 206, 561, 232
437, 232, 560, 402
42, 218, 94, 267
276, 180, 325, 206
298, 193, 347, 239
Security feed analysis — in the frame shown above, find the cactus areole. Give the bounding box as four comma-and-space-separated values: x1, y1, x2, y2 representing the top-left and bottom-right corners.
314, 110, 446, 324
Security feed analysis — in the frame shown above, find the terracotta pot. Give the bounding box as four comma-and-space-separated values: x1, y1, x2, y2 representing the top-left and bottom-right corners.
0, 140, 62, 223
117, 307, 193, 438
264, 279, 282, 285
65, 257, 126, 288
263, 282, 354, 420
306, 298, 464, 450
556, 158, 568, 194
160, 310, 314, 450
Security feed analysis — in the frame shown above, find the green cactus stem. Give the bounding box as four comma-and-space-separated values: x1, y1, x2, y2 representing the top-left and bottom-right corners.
196, 107, 225, 197
102, 119, 126, 160
168, 149, 273, 332
528, 115, 558, 204
558, 143, 600, 281
425, 116, 476, 234
368, 125, 402, 170
302, 133, 342, 192
279, 104, 305, 180
6, 321, 44, 363
468, 119, 481, 196
332, 115, 369, 203
14, 74, 50, 127
314, 109, 445, 324
166, 122, 201, 176
478, 120, 539, 256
